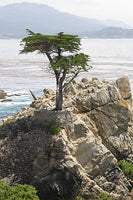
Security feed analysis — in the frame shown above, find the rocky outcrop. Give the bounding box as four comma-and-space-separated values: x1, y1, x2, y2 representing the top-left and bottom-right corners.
0, 90, 7, 99
0, 75, 133, 200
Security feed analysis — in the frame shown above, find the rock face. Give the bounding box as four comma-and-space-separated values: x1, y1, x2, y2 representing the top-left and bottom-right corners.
0, 75, 133, 200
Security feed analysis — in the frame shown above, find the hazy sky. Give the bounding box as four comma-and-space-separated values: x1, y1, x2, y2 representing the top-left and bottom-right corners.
1, 0, 133, 27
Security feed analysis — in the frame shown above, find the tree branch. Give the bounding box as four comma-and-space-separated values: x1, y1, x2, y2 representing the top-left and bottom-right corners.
63, 69, 80, 89
29, 90, 37, 100
45, 52, 52, 64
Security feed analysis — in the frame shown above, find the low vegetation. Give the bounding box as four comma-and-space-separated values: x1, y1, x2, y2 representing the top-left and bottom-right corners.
0, 180, 40, 200
49, 125, 61, 135
75, 196, 85, 200
99, 192, 115, 200
0, 117, 15, 129
116, 160, 133, 179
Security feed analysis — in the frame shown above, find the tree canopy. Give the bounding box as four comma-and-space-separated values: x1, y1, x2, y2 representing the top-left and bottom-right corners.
20, 30, 91, 110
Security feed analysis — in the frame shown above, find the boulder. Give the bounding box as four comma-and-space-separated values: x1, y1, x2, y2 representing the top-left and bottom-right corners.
116, 75, 131, 100
0, 90, 7, 99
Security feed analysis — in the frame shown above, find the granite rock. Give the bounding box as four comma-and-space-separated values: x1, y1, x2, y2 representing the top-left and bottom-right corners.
0, 76, 133, 200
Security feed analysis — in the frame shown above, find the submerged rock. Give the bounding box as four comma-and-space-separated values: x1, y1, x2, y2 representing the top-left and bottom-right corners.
1, 99, 12, 102
0, 76, 133, 200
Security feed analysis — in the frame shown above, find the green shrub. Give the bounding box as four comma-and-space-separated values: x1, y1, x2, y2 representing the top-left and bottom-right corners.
99, 192, 115, 200
0, 180, 40, 200
116, 160, 133, 180
75, 196, 85, 200
0, 117, 15, 129
49, 125, 61, 135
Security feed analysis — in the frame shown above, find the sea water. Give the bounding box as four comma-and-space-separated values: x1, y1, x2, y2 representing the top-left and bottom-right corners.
0, 39, 133, 123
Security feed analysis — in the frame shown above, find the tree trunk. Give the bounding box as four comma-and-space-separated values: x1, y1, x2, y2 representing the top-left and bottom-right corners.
56, 80, 63, 110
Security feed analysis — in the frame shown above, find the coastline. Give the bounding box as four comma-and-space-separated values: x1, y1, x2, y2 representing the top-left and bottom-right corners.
1, 38, 133, 124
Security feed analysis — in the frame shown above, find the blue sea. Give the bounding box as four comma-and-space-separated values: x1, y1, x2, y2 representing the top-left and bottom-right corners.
0, 39, 133, 123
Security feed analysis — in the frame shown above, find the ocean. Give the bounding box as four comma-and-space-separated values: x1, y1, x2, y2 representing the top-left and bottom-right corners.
0, 38, 133, 123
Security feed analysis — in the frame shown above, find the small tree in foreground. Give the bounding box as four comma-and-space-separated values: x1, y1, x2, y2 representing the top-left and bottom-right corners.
20, 30, 91, 110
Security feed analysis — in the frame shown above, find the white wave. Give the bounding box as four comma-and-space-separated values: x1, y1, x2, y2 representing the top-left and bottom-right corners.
0, 101, 31, 106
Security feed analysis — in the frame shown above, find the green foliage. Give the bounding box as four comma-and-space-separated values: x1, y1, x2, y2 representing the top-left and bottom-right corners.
49, 125, 61, 135
75, 196, 85, 200
99, 192, 115, 200
20, 30, 90, 75
0, 180, 40, 200
51, 53, 89, 73
20, 30, 81, 54
0, 117, 15, 129
116, 160, 133, 179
